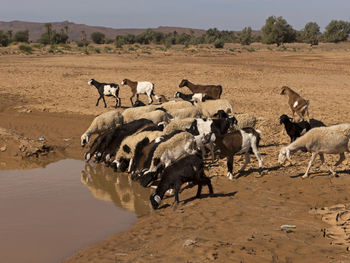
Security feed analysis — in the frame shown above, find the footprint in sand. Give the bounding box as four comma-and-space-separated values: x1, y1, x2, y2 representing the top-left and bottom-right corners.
310, 204, 350, 249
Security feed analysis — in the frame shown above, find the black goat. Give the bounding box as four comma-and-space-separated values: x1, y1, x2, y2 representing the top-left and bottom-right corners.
88, 78, 121, 108
280, 114, 311, 142
149, 154, 213, 210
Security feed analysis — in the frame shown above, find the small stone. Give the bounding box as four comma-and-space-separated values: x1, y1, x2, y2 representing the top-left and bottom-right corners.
183, 239, 196, 247
0, 145, 7, 152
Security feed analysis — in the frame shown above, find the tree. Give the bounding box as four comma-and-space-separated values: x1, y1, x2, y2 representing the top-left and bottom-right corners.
14, 30, 29, 43
45, 23, 52, 43
0, 30, 10, 46
302, 22, 320, 45
323, 20, 350, 43
261, 16, 296, 46
91, 32, 105, 44
239, 27, 252, 45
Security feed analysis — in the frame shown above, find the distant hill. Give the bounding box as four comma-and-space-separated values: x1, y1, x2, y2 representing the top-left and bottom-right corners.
0, 20, 206, 42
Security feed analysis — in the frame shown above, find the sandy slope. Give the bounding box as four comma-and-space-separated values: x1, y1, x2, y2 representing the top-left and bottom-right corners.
0, 44, 349, 262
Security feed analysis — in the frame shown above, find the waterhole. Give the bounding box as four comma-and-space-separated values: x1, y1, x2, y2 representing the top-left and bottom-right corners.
0, 159, 152, 263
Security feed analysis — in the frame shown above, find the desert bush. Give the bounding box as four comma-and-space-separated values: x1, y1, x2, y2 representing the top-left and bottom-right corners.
19, 44, 33, 54
214, 39, 225, 48
14, 30, 29, 43
261, 16, 296, 46
104, 46, 112, 53
0, 31, 10, 46
322, 20, 350, 43
239, 27, 252, 45
91, 32, 105, 44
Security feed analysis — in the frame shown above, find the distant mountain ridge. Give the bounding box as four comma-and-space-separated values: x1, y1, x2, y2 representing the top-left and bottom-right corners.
0, 20, 207, 41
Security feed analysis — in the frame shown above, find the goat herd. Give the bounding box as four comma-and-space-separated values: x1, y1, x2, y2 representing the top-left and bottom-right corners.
82, 78, 350, 210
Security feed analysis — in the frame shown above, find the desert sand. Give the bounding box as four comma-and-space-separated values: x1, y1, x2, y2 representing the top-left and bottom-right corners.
0, 43, 349, 262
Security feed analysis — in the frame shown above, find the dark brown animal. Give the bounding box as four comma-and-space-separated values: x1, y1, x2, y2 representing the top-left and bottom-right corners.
178, 79, 222, 99
280, 86, 310, 121
215, 127, 263, 180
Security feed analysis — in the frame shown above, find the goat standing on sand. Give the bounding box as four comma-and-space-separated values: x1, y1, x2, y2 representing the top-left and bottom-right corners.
280, 114, 311, 142
88, 79, 121, 108
215, 128, 263, 180
121, 78, 160, 106
280, 86, 310, 121
179, 79, 222, 99
278, 123, 350, 179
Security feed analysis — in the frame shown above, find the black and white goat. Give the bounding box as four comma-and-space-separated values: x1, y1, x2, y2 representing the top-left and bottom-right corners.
174, 91, 207, 103
280, 114, 311, 142
149, 154, 213, 210
88, 78, 121, 108
215, 127, 263, 180
186, 116, 237, 161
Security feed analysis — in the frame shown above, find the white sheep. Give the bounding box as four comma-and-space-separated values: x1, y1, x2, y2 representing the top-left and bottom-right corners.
139, 109, 171, 125
81, 110, 123, 147
122, 104, 158, 123
144, 132, 196, 175
160, 100, 193, 111
193, 99, 232, 118
278, 123, 350, 178
235, 113, 257, 129
163, 118, 195, 134
167, 107, 202, 120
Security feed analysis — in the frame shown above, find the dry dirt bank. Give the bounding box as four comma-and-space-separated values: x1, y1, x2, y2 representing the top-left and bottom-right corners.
0, 47, 349, 262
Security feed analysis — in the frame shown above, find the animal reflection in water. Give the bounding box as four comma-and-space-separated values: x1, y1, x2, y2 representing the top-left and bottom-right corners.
81, 163, 152, 215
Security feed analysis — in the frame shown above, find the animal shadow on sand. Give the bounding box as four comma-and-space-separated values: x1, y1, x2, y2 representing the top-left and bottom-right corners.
234, 165, 281, 179
290, 169, 350, 179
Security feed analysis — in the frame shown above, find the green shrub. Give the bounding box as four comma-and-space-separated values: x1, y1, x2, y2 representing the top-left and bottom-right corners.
14, 30, 29, 43
104, 46, 112, 53
214, 39, 225, 48
91, 32, 105, 44
19, 44, 33, 54
239, 27, 252, 45
95, 47, 101, 53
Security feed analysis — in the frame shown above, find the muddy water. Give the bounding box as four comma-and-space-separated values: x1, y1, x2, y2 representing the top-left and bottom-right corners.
0, 159, 152, 263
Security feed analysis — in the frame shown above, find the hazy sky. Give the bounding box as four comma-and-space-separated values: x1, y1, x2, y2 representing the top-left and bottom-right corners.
1, 0, 349, 31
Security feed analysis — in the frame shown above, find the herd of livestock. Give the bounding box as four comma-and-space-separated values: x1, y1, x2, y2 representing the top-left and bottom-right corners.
81, 78, 350, 209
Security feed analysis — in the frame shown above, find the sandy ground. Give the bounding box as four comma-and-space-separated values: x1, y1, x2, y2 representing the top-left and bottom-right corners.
0, 43, 350, 262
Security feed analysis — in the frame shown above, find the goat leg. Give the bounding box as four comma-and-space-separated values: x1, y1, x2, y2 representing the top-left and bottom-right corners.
302, 152, 317, 179
195, 184, 202, 198
319, 153, 337, 177
238, 153, 250, 173
226, 155, 235, 180
96, 96, 102, 106
101, 96, 107, 108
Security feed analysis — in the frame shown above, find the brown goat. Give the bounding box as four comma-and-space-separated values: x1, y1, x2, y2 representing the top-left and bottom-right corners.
215, 127, 263, 180
179, 79, 222, 99
280, 86, 310, 121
